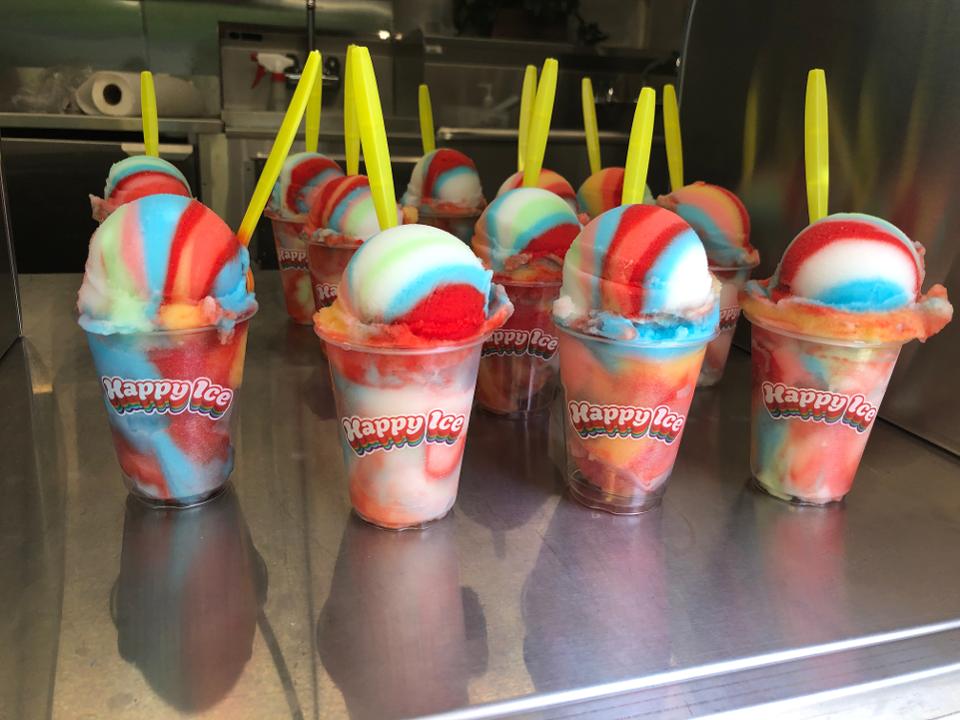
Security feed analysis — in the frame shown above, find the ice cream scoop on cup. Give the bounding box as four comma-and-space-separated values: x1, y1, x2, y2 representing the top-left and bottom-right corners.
577, 167, 654, 220
554, 203, 720, 513
471, 187, 581, 415
740, 213, 952, 505
657, 181, 760, 386
498, 169, 579, 216
403, 148, 484, 215
78, 194, 258, 506
315, 224, 512, 529
90, 155, 192, 223
265, 151, 345, 324
303, 175, 410, 312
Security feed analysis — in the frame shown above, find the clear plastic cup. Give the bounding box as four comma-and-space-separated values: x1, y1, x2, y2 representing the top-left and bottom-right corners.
699, 264, 755, 387
321, 336, 487, 530
306, 238, 360, 311
417, 208, 482, 244
747, 317, 902, 505
475, 280, 561, 417
558, 326, 712, 514
85, 320, 251, 506
267, 211, 314, 324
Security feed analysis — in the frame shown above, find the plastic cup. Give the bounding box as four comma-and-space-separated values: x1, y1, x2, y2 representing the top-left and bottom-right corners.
267, 211, 314, 324
558, 326, 711, 514
306, 238, 360, 311
699, 264, 755, 387
85, 320, 251, 506
417, 208, 481, 244
475, 280, 561, 417
321, 336, 487, 530
746, 317, 902, 505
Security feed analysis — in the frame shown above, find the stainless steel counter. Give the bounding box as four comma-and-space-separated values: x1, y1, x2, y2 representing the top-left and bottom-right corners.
4, 273, 960, 720
0, 112, 222, 135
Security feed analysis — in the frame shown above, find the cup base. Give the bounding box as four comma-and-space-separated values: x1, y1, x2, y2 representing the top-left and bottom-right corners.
353, 507, 452, 532
696, 367, 724, 387
750, 476, 846, 507
125, 478, 229, 509
567, 469, 664, 515
477, 401, 552, 420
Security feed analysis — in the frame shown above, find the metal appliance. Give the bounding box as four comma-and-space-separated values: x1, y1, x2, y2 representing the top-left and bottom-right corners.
0, 136, 21, 355
0, 125, 202, 273
680, 0, 960, 454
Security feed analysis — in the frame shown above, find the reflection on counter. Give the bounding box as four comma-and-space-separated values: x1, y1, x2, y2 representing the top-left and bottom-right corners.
458, 412, 561, 558
522, 501, 669, 694
317, 514, 488, 719
113, 488, 266, 713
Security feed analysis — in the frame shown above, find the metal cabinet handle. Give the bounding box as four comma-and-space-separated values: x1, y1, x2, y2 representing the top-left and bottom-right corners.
120, 142, 194, 160
437, 127, 631, 142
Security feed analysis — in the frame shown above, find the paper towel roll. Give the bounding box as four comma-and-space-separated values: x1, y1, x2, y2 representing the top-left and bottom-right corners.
75, 72, 203, 118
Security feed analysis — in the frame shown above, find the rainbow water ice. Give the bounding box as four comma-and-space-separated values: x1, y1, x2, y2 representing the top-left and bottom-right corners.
79, 194, 257, 334
91, 155, 191, 222
656, 181, 760, 385
657, 181, 758, 268
402, 148, 485, 215
268, 151, 344, 219
497, 169, 579, 214
305, 175, 400, 247
554, 204, 719, 513
741, 213, 952, 504
577, 167, 653, 220
472, 187, 581, 415
472, 187, 580, 281
78, 194, 257, 504
314, 224, 512, 528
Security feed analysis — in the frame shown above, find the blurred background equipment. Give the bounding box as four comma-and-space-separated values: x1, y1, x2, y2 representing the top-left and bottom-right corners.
680, 0, 960, 452
0, 0, 684, 273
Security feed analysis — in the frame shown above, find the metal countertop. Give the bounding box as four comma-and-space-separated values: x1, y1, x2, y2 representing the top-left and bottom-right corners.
4, 273, 960, 720
0, 112, 223, 135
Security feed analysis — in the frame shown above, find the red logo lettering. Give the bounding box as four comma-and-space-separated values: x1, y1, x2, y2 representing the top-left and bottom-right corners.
761, 381, 877, 433
314, 282, 339, 307
277, 247, 308, 271
340, 409, 466, 457
482, 327, 559, 360
100, 376, 233, 419
719, 306, 741, 331
567, 400, 685, 444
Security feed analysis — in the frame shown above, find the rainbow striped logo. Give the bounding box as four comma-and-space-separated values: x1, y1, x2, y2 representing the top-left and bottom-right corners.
719, 306, 741, 331
341, 408, 467, 457
761, 382, 878, 433
277, 247, 309, 271
101, 376, 234, 420
482, 328, 558, 360
567, 400, 685, 445
314, 282, 339, 308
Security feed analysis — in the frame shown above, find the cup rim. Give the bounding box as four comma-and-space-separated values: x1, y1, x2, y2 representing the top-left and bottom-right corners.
264, 208, 307, 224
307, 235, 363, 251
82, 309, 257, 339
495, 277, 562, 289
320, 330, 491, 356
556, 322, 718, 349
709, 259, 760, 273
744, 311, 906, 349
416, 205, 484, 220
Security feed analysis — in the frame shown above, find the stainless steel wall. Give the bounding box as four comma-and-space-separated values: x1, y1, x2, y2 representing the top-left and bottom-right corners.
680, 0, 960, 454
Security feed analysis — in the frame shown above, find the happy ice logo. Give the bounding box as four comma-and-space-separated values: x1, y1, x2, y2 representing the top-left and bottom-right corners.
567, 401, 685, 444
719, 306, 741, 331
761, 382, 878, 433
341, 409, 467, 457
482, 328, 559, 360
277, 247, 308, 271
314, 282, 339, 307
101, 377, 234, 420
